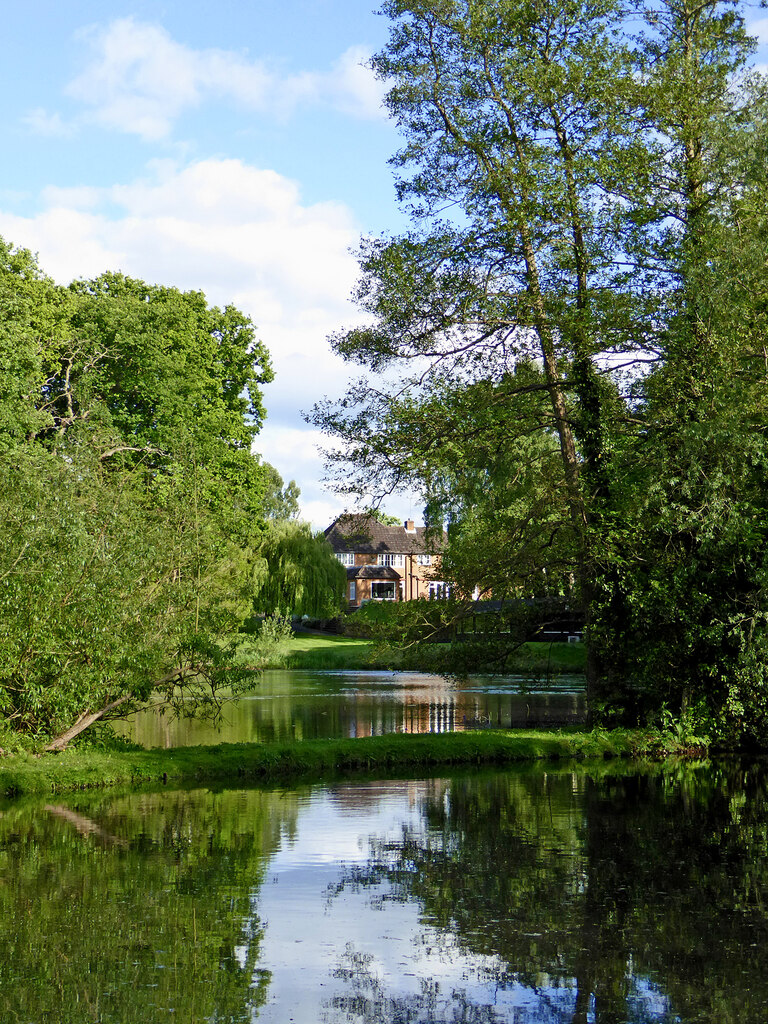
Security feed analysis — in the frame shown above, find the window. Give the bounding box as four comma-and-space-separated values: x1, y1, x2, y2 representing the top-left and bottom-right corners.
336, 552, 355, 565
417, 554, 431, 566
377, 553, 404, 567
349, 581, 356, 602
429, 581, 452, 600
371, 582, 396, 600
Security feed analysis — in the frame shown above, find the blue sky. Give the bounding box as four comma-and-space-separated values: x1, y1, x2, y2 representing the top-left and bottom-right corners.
0, 0, 413, 527
3, 1, 768, 528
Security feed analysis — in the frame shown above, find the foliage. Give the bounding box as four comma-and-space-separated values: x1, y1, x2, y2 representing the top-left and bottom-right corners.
310, 0, 768, 744
259, 461, 301, 520
344, 599, 586, 677
0, 238, 285, 748
363, 507, 402, 526
249, 520, 346, 618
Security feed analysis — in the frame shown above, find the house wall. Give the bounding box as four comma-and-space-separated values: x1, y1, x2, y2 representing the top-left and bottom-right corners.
345, 552, 447, 608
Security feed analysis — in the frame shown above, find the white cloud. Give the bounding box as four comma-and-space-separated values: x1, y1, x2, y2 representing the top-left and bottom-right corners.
322, 45, 389, 120
747, 16, 768, 45
22, 108, 74, 138
254, 424, 341, 530
0, 157, 367, 522
30, 18, 387, 140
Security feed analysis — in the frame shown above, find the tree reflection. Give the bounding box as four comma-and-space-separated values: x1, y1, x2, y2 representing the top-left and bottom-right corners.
327, 763, 768, 1024
0, 785, 302, 1023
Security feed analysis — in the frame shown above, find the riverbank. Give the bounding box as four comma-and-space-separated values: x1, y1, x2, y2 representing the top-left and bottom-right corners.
0, 727, 694, 799
272, 631, 587, 675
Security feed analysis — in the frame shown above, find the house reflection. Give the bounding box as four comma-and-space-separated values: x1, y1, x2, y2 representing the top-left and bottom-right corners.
345, 690, 585, 738
119, 670, 586, 748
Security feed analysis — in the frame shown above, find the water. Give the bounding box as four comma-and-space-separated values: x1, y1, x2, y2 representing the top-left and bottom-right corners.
118, 668, 586, 747
3, 762, 768, 1022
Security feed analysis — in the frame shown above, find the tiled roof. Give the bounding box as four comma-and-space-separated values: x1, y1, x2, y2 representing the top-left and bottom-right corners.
347, 564, 402, 581
325, 514, 443, 555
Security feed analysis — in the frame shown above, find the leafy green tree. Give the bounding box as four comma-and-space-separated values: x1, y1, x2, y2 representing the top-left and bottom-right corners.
0, 239, 283, 749
585, 2, 768, 736
250, 520, 346, 618
260, 462, 301, 520
364, 508, 402, 526
312, 0, 768, 739
310, 0, 653, 707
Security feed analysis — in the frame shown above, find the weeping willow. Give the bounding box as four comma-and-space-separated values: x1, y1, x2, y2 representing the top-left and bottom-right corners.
251, 521, 346, 617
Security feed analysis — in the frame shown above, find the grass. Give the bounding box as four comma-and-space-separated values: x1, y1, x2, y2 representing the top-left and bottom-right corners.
278, 632, 378, 670
0, 727, 681, 800
0, 636, 597, 800
513, 641, 587, 673
263, 630, 587, 676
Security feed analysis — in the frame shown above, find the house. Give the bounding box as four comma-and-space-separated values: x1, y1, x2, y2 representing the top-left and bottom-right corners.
324, 514, 450, 608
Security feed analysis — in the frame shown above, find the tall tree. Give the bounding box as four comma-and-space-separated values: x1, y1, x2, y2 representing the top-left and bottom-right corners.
313, 0, 648, 708
587, 0, 768, 735
0, 242, 283, 749
260, 462, 301, 520
311, 0, 768, 737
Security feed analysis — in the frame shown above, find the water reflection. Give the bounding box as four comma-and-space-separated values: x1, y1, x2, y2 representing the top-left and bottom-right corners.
118, 669, 586, 748
0, 786, 303, 1023
3, 763, 768, 1021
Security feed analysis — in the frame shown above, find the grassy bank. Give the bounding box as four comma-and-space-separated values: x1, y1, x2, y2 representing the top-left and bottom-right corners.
0, 727, 686, 799
269, 630, 587, 675
278, 632, 377, 670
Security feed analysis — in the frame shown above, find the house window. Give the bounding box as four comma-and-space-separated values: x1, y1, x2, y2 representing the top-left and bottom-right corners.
349, 581, 356, 602
429, 581, 451, 600
371, 582, 396, 600
417, 554, 431, 566
377, 553, 404, 567
336, 552, 355, 565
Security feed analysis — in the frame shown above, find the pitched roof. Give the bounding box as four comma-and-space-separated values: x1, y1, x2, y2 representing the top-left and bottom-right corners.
324, 514, 444, 555
347, 564, 402, 580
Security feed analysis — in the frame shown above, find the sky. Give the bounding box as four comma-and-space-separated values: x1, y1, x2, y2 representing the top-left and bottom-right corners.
0, 0, 414, 528
3, 2, 768, 529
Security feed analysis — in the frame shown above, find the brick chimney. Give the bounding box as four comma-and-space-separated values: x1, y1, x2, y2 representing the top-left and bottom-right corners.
404, 519, 416, 532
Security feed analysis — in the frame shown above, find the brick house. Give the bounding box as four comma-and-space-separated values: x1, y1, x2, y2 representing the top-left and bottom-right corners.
324, 514, 450, 608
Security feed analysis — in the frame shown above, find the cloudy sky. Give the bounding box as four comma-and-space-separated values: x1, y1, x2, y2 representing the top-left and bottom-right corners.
0, 0, 415, 528
3, 2, 768, 528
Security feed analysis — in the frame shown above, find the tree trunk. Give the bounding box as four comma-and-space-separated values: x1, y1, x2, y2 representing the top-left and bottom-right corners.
44, 695, 132, 751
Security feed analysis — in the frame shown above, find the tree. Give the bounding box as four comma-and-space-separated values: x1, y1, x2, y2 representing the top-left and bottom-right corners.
586, 1, 768, 735
364, 508, 402, 526
0, 240, 283, 749
311, 0, 768, 739
260, 462, 301, 520
250, 520, 347, 618
312, 0, 646, 706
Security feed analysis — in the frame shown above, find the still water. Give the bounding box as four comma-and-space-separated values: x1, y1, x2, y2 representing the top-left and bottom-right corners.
2, 762, 768, 1022
119, 669, 586, 747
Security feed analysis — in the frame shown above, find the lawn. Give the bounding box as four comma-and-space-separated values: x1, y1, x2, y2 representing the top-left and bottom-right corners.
0, 727, 680, 799
279, 631, 377, 670
263, 630, 587, 675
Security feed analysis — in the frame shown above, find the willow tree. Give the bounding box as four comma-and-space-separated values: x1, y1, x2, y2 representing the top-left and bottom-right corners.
250, 521, 346, 618
312, 0, 768, 735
